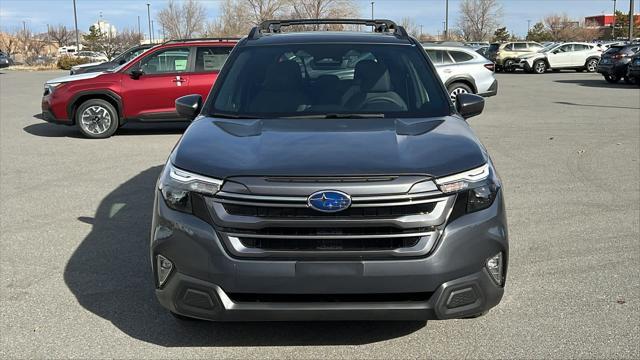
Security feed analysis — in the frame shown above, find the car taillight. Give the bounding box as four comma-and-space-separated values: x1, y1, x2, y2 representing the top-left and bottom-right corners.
612, 53, 626, 59
484, 63, 495, 72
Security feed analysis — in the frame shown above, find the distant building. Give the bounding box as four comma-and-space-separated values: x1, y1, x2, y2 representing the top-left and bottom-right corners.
92, 19, 117, 36
585, 14, 640, 28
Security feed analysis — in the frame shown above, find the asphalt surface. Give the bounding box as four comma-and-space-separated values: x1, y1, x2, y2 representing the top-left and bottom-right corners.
1, 70, 639, 359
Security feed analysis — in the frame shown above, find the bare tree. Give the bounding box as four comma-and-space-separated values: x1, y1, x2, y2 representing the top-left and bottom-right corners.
288, 0, 359, 29
157, 0, 207, 39
48, 24, 73, 46
542, 13, 597, 42
247, 0, 288, 24
400, 17, 421, 38
0, 29, 20, 58
206, 0, 252, 37
456, 0, 502, 41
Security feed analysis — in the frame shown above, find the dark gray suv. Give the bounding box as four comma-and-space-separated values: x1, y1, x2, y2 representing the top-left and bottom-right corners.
151, 19, 508, 321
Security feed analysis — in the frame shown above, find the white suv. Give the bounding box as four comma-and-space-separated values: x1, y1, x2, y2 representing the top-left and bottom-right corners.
518, 42, 601, 74
423, 45, 498, 102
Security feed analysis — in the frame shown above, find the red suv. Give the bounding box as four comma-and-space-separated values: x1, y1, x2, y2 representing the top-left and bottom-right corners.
41, 38, 238, 138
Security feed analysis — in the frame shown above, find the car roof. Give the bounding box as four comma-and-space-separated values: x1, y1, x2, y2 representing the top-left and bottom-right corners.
242, 31, 411, 46
422, 44, 475, 52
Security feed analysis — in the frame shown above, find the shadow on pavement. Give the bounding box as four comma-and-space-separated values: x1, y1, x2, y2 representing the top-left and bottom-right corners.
554, 78, 635, 89
24, 115, 188, 138
64, 166, 425, 347
554, 101, 640, 110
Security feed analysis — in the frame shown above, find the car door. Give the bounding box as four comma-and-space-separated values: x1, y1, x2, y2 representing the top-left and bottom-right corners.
188, 45, 235, 101
571, 44, 590, 66
425, 49, 454, 83
120, 46, 192, 121
547, 44, 574, 68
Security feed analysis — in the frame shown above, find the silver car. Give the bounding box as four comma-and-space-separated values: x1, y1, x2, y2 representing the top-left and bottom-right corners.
423, 45, 498, 102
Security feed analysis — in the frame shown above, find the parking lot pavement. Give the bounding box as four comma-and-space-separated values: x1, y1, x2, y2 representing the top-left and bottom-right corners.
1, 69, 638, 359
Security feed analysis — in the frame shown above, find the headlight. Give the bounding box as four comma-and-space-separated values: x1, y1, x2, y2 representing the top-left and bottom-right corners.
435, 163, 500, 213
44, 82, 61, 96
158, 161, 223, 213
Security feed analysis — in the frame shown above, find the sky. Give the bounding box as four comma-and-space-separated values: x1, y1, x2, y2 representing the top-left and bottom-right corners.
0, 0, 638, 39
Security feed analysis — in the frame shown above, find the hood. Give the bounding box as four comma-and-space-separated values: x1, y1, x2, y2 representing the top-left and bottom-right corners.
172, 117, 488, 179
46, 71, 105, 84
72, 61, 103, 69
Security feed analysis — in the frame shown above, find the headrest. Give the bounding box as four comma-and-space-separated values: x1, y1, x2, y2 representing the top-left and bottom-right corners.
263, 60, 302, 90
354, 60, 391, 92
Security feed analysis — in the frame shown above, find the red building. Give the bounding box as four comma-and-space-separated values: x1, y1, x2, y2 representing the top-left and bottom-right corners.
585, 14, 640, 28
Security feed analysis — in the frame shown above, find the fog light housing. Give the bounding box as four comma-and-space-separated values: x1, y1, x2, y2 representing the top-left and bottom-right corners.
486, 252, 504, 286
156, 254, 173, 287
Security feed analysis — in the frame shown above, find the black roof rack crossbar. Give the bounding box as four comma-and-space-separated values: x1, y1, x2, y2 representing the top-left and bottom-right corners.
163, 37, 241, 45
249, 19, 408, 40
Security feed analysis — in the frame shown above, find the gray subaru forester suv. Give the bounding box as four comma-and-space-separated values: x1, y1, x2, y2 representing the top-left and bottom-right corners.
151, 19, 508, 321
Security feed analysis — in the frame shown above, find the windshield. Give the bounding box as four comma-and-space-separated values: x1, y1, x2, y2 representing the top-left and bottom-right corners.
207, 43, 450, 118
540, 43, 557, 52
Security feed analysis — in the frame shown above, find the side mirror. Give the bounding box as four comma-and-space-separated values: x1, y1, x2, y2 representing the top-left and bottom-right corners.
456, 93, 485, 119
130, 69, 143, 79
176, 94, 203, 121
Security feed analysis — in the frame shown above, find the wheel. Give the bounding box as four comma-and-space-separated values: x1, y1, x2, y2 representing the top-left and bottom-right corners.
604, 74, 620, 83
585, 58, 598, 72
623, 76, 634, 85
75, 99, 119, 138
447, 82, 473, 104
533, 60, 547, 74
170, 311, 200, 321
503, 59, 515, 72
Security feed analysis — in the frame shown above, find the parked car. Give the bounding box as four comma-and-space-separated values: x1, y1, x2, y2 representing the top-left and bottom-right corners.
465, 41, 489, 48
153, 19, 508, 322
41, 38, 238, 138
70, 44, 154, 75
597, 43, 640, 83
75, 51, 109, 62
518, 42, 601, 74
486, 41, 543, 71
626, 51, 640, 85
423, 44, 497, 102
0, 52, 13, 68
475, 45, 490, 58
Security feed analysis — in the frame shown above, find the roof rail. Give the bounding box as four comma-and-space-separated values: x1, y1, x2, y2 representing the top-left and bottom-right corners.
162, 37, 241, 45
248, 19, 409, 40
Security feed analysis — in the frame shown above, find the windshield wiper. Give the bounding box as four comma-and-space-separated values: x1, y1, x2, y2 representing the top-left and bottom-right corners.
280, 113, 386, 119
210, 112, 261, 119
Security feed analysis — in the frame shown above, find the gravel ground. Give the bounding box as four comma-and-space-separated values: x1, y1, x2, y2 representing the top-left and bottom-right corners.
1, 70, 639, 359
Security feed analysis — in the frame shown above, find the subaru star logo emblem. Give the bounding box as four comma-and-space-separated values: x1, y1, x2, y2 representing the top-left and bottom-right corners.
307, 190, 352, 213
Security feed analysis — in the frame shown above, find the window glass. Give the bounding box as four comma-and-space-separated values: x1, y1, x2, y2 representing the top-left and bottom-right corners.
557, 44, 574, 53
209, 44, 450, 118
449, 50, 474, 62
139, 47, 190, 74
513, 43, 527, 50
504, 44, 514, 51
195, 46, 234, 72
124, 48, 147, 62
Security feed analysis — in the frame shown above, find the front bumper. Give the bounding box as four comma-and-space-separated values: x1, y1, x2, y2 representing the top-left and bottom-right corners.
151, 189, 509, 321
41, 95, 72, 125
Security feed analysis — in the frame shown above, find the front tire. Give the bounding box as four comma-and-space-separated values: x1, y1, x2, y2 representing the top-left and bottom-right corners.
604, 74, 620, 83
533, 60, 547, 74
585, 58, 598, 72
75, 99, 119, 139
503, 59, 515, 73
447, 82, 473, 104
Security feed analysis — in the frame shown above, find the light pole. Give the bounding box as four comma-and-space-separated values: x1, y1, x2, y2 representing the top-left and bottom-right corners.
629, 0, 635, 41
73, 0, 79, 50
444, 0, 449, 40
151, 20, 155, 43
420, 24, 423, 39
137, 16, 141, 36
612, 0, 617, 39
371, 2, 374, 20
147, 3, 152, 43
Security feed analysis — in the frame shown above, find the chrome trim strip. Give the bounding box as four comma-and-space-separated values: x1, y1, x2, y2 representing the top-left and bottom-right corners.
214, 198, 309, 208
216, 191, 307, 202
226, 232, 433, 240
215, 191, 448, 207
